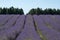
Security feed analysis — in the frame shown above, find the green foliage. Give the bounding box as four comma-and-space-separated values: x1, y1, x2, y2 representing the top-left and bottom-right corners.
27, 8, 60, 15
0, 8, 2, 14
0, 7, 60, 15
28, 8, 36, 15
36, 8, 43, 15
0, 7, 24, 15
57, 9, 60, 14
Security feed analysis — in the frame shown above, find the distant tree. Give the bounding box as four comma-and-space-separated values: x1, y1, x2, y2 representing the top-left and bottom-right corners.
57, 9, 60, 14
28, 8, 36, 15
1, 8, 7, 14
44, 8, 54, 15
8, 6, 14, 14
0, 8, 2, 14
52, 9, 57, 15
19, 8, 24, 15
6, 8, 9, 14
47, 8, 53, 14
36, 8, 43, 15
43, 8, 48, 15
13, 8, 18, 14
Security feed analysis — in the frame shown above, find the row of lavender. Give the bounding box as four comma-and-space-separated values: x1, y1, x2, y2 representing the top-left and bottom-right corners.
33, 15, 60, 40
38, 15, 60, 32
0, 15, 25, 40
16, 15, 41, 40
0, 15, 60, 40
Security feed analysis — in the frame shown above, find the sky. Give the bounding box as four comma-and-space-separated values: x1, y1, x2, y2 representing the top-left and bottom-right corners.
0, 0, 60, 14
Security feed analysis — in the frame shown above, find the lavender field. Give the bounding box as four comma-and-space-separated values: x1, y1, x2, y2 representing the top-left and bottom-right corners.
0, 15, 60, 40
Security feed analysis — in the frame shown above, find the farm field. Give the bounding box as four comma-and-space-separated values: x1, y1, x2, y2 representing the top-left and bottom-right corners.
0, 15, 60, 40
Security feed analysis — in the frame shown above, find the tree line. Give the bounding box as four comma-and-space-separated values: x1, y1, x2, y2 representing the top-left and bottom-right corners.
0, 7, 60, 15
0, 7, 24, 15
27, 8, 60, 15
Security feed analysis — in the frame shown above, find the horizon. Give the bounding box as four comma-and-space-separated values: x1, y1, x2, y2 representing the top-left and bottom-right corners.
0, 0, 60, 14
